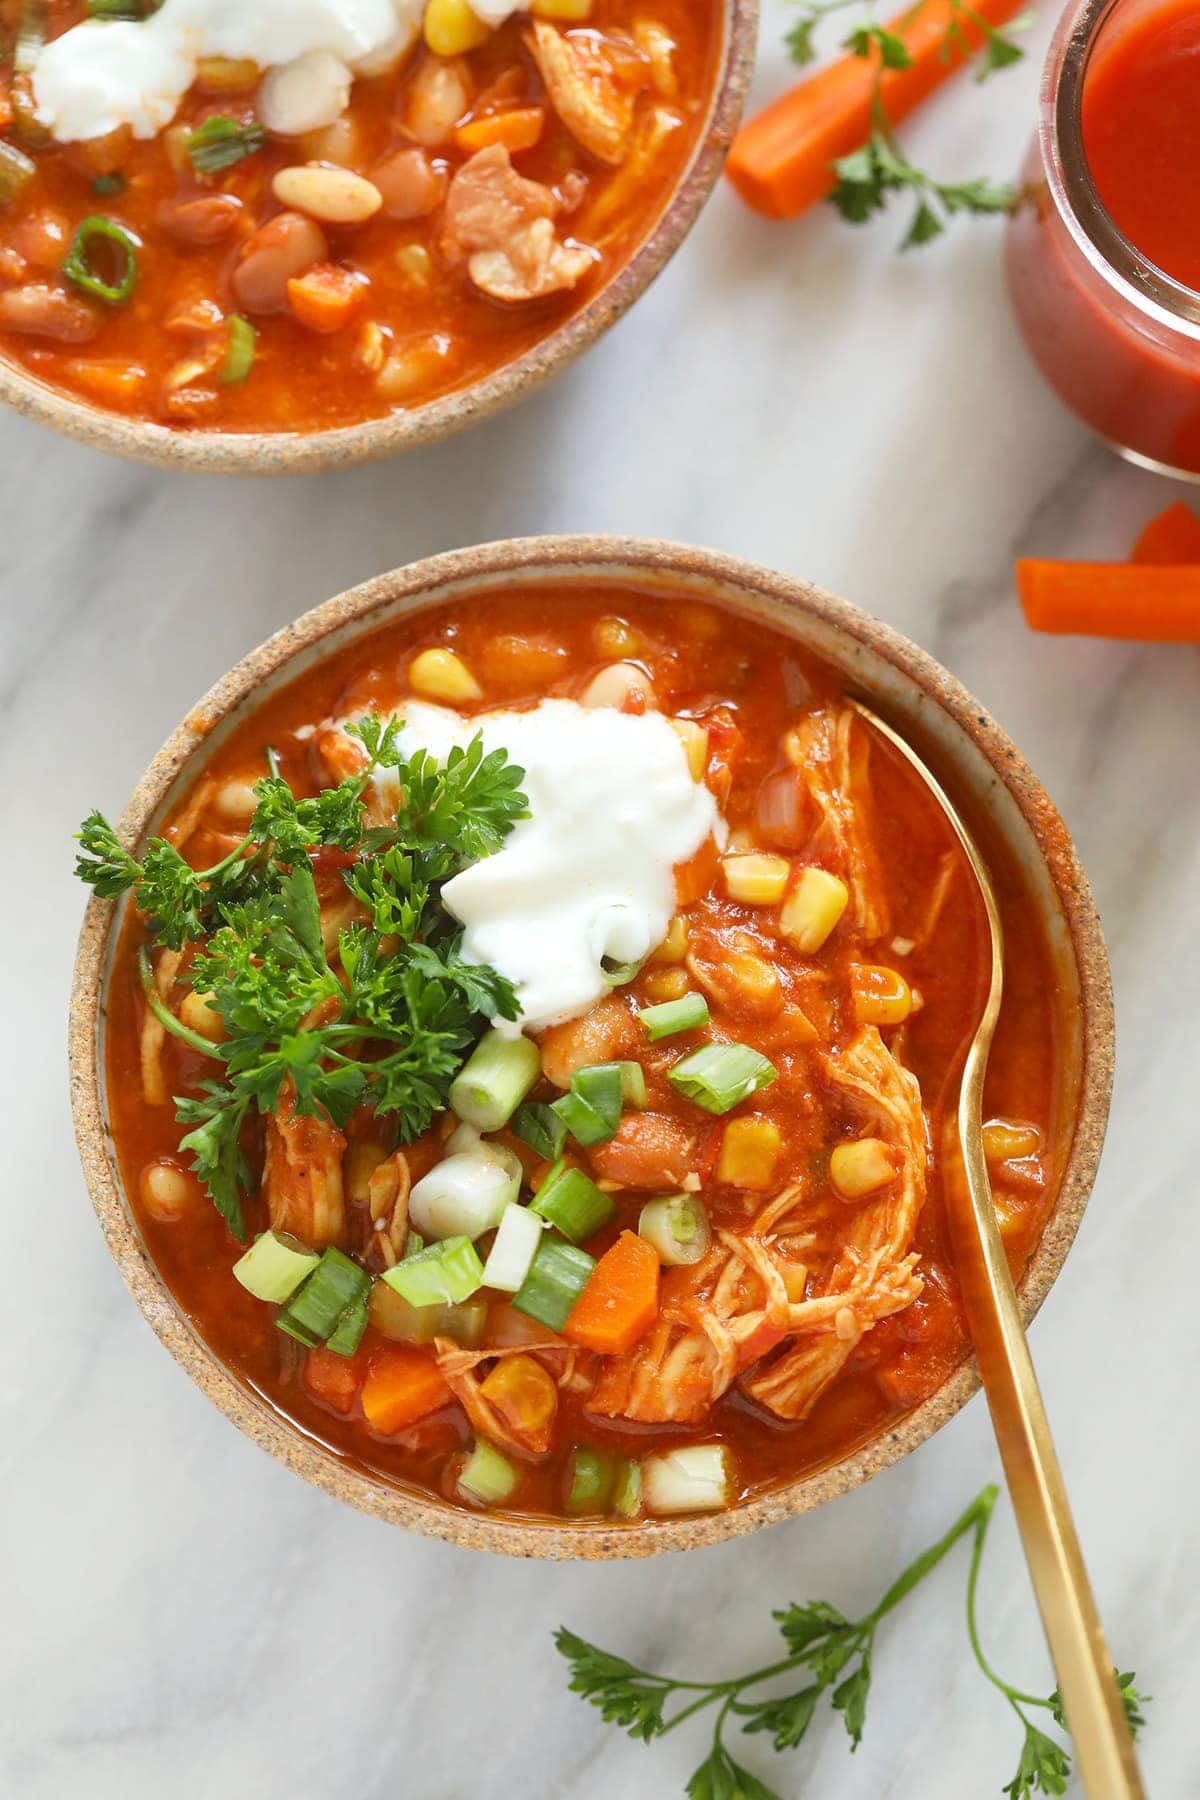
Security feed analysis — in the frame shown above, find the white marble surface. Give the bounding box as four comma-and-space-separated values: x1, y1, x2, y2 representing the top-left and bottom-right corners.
3, 7, 1197, 1795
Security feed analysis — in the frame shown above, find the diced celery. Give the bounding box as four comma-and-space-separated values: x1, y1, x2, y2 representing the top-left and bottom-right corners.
232, 1230, 319, 1304
383, 1236, 484, 1308
459, 1439, 519, 1506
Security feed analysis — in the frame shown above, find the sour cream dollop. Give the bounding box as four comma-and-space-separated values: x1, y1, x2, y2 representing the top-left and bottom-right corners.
33, 0, 424, 143
380, 699, 722, 1034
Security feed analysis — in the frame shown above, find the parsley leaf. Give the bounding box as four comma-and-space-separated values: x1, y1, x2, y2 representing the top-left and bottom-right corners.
1003, 1721, 1072, 1799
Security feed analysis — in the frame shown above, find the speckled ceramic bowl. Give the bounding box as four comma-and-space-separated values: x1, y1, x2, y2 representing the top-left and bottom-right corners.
69, 537, 1114, 1556
0, 7, 756, 475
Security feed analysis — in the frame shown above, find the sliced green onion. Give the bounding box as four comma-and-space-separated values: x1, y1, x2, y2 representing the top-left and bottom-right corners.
512, 1100, 568, 1161
570, 1064, 623, 1134
219, 314, 256, 384
62, 216, 138, 305
550, 1088, 613, 1149
642, 1445, 733, 1516
276, 1313, 321, 1349
324, 1290, 369, 1357
601, 952, 643, 987
513, 1235, 595, 1331
668, 1043, 778, 1116
91, 171, 127, 197
612, 1457, 642, 1519
481, 1203, 544, 1293
232, 1230, 319, 1304
458, 1439, 519, 1506
530, 1161, 615, 1245
276, 1247, 370, 1343
638, 992, 710, 1041
614, 1061, 648, 1108
0, 141, 36, 209
383, 1235, 484, 1308
449, 1029, 541, 1131
408, 1146, 520, 1241
369, 1280, 486, 1346
185, 115, 267, 175
404, 1231, 425, 1260
11, 3, 50, 149
638, 1195, 712, 1267
88, 2, 143, 17
566, 1447, 616, 1516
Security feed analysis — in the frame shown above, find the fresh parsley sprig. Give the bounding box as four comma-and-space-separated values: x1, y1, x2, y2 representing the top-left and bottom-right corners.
76, 717, 528, 1238
556, 1484, 1148, 1797
786, 0, 1030, 247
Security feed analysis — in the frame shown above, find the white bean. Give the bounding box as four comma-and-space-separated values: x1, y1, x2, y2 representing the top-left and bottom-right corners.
580, 661, 658, 711
140, 1161, 192, 1224
259, 50, 352, 136
273, 164, 383, 225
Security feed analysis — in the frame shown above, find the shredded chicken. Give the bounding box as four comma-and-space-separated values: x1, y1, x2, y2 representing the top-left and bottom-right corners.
139, 947, 183, 1108
788, 705, 890, 941
441, 144, 593, 303
262, 1084, 346, 1249
740, 1027, 927, 1420
435, 1339, 584, 1456
366, 1149, 411, 1267
528, 21, 645, 165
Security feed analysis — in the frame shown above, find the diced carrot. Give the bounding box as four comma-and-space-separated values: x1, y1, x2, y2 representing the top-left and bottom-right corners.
1016, 558, 1200, 642
304, 1345, 366, 1415
564, 1230, 660, 1356
674, 834, 720, 907
1131, 500, 1200, 565
286, 263, 364, 335
64, 360, 147, 406
726, 0, 1028, 220
361, 1345, 452, 1435
455, 106, 545, 156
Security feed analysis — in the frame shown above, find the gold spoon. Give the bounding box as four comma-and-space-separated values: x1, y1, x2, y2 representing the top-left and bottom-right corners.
848, 697, 1144, 1799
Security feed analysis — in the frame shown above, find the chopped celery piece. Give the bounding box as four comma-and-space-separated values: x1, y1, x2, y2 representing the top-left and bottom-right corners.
530, 1161, 615, 1244
384, 1235, 484, 1307
566, 1447, 616, 1516
459, 1439, 519, 1506
481, 1203, 544, 1293
612, 1458, 643, 1519
512, 1100, 568, 1161
277, 1247, 369, 1342
513, 1236, 595, 1331
668, 1043, 777, 1115
369, 1280, 486, 1346
638, 1195, 712, 1267
638, 992, 709, 1041
325, 1290, 369, 1357
449, 1029, 540, 1131
232, 1230, 319, 1304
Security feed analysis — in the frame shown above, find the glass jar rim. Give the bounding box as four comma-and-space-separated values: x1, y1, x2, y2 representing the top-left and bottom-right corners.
1044, 0, 1200, 338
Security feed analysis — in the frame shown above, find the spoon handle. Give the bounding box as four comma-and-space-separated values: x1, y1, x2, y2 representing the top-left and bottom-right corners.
954, 1090, 1144, 1798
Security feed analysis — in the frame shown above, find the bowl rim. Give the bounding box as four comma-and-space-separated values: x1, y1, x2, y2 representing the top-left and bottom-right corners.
0, 2, 758, 476
68, 535, 1115, 1558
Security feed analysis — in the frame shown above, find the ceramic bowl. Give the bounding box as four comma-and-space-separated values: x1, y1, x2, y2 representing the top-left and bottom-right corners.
69, 537, 1114, 1555
0, 5, 757, 475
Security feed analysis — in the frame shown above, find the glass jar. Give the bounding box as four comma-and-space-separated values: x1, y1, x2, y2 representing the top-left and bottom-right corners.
1006, 0, 1200, 478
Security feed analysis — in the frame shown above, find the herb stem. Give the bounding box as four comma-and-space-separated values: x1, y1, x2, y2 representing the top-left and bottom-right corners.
137, 945, 223, 1060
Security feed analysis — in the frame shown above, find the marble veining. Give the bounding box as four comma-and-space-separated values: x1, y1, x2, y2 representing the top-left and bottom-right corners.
2, 5, 1198, 1794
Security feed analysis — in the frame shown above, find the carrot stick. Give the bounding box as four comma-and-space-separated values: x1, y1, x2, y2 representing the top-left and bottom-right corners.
1017, 559, 1200, 641
563, 1231, 660, 1355
726, 0, 1028, 220
1131, 500, 1200, 565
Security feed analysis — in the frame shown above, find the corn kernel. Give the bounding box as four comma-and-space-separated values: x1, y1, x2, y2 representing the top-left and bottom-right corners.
650, 913, 689, 964
851, 964, 913, 1027
642, 965, 689, 1003
179, 990, 226, 1044
670, 718, 709, 782
531, 0, 594, 16
593, 615, 640, 658
717, 1117, 781, 1190
409, 647, 482, 703
195, 56, 259, 92
722, 852, 790, 906
983, 1119, 1041, 1163
830, 1138, 898, 1200
395, 242, 432, 284
424, 0, 491, 56
779, 1258, 808, 1302
780, 867, 849, 953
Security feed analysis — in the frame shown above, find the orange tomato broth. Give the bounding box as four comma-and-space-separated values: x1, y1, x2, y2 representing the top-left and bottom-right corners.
1082, 0, 1200, 290
0, 0, 719, 431
104, 586, 1068, 1521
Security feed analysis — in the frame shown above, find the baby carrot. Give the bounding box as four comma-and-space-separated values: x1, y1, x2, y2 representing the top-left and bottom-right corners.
1017, 558, 1200, 642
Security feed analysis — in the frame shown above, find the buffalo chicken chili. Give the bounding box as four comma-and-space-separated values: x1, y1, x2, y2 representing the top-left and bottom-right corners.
79, 587, 1066, 1523
0, 0, 718, 430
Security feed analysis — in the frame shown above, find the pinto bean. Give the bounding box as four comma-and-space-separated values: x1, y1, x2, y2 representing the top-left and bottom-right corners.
11, 209, 70, 272
231, 211, 327, 315
371, 147, 448, 221
401, 54, 474, 147
158, 194, 244, 247
0, 284, 97, 343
